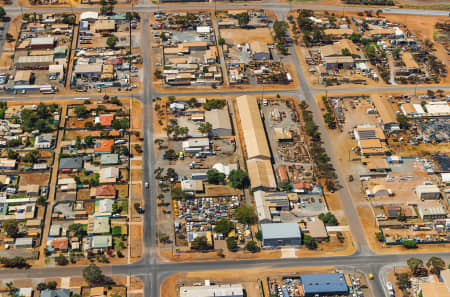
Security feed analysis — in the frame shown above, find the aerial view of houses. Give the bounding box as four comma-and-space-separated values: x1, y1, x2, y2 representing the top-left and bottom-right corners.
0, 2, 448, 297
151, 11, 223, 88
71, 11, 141, 93
291, 10, 449, 87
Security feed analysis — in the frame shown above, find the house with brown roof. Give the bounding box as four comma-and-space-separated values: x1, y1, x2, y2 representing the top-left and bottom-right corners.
90, 185, 116, 199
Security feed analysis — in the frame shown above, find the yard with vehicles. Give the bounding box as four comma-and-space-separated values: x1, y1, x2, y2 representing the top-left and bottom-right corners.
0, 13, 75, 95
217, 9, 295, 86
161, 266, 372, 297
71, 11, 142, 93
317, 90, 450, 253
152, 94, 352, 261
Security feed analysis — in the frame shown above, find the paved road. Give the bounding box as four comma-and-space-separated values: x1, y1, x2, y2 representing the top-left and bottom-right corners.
0, 2, 449, 297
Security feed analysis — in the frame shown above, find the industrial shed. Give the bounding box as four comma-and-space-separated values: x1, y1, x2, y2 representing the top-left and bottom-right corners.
247, 158, 276, 192
16, 55, 54, 70
261, 222, 301, 247
236, 95, 271, 160
300, 273, 349, 297
205, 107, 232, 136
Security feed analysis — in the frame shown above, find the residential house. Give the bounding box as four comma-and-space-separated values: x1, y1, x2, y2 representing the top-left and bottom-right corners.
100, 153, 119, 165
34, 133, 54, 149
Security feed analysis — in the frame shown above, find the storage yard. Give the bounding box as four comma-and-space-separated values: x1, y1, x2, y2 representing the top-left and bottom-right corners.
319, 91, 450, 250
217, 10, 294, 86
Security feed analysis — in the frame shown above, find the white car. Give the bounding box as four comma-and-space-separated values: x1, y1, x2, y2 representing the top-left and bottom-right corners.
145, 182, 149, 189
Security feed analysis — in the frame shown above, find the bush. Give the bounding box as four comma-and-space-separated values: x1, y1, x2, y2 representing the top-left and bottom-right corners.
234, 205, 257, 224
303, 235, 317, 249
226, 237, 238, 251
318, 212, 338, 226
375, 232, 384, 242
255, 230, 262, 241
214, 219, 234, 236
245, 240, 260, 252
403, 240, 417, 249
55, 254, 68, 266
228, 169, 250, 189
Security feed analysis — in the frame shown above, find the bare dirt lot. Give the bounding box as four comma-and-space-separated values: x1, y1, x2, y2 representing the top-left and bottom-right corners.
220, 28, 274, 45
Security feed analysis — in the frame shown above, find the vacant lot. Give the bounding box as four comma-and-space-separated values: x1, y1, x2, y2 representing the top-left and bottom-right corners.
221, 28, 273, 45
18, 173, 50, 186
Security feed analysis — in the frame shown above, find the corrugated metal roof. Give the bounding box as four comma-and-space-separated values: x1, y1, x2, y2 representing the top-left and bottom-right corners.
300, 273, 348, 295
261, 223, 301, 240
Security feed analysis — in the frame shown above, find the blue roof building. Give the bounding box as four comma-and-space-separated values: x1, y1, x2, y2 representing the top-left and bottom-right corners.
300, 273, 349, 296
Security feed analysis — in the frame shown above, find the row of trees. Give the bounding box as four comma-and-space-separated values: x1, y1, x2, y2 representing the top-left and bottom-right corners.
206, 169, 250, 189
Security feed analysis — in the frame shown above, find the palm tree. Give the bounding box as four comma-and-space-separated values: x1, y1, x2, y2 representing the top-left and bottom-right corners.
6, 282, 16, 297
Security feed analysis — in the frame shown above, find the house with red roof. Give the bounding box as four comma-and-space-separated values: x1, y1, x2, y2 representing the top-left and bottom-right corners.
94, 139, 114, 154
90, 185, 116, 199
95, 114, 114, 127
50, 238, 69, 252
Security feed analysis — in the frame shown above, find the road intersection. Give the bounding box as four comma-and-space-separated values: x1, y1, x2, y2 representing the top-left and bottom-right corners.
0, 2, 449, 297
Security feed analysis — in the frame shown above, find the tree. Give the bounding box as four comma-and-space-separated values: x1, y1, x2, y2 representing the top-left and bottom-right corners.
106, 35, 119, 48
100, 4, 114, 15
318, 212, 338, 226
341, 48, 351, 56
37, 283, 48, 291
203, 99, 226, 110
218, 38, 225, 45
349, 33, 361, 42
5, 282, 16, 297
237, 12, 249, 27
62, 14, 76, 25
375, 232, 384, 242
55, 254, 69, 266
187, 97, 197, 107
397, 272, 410, 290
303, 235, 317, 249
46, 281, 57, 290
226, 237, 238, 251
279, 181, 291, 192
214, 219, 234, 236
198, 122, 212, 135
407, 258, 424, 275
234, 205, 257, 224
23, 150, 40, 164
255, 230, 262, 241
75, 105, 88, 118
69, 223, 86, 239
245, 240, 259, 252
402, 239, 417, 249
7, 149, 18, 160
190, 236, 210, 250
3, 220, 18, 237
0, 7, 6, 19
228, 169, 250, 189
154, 69, 163, 79
206, 169, 225, 185
83, 264, 104, 284
397, 114, 410, 130
427, 257, 446, 275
